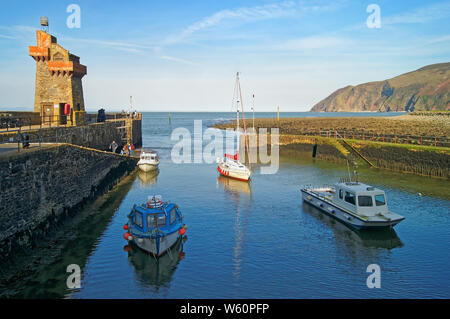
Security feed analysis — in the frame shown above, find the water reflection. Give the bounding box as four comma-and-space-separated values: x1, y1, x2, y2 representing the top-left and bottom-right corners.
217, 176, 252, 287
137, 169, 159, 187
302, 202, 403, 250
217, 175, 252, 195
124, 237, 185, 291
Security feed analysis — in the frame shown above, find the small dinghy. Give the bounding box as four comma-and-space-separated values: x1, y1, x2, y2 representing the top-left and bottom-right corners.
123, 195, 187, 256
301, 180, 405, 229
137, 151, 159, 172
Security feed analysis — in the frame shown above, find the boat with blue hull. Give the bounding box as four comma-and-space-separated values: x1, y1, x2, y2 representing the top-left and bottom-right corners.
124, 195, 187, 256
301, 180, 405, 230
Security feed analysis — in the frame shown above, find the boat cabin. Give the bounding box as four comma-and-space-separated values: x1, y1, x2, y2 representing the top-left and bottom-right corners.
333, 182, 389, 217
141, 152, 158, 161
129, 199, 179, 233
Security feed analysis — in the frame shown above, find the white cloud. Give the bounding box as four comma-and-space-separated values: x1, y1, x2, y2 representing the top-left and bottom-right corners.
163, 0, 343, 45
0, 34, 16, 39
384, 1, 450, 25
159, 55, 197, 66
277, 35, 349, 50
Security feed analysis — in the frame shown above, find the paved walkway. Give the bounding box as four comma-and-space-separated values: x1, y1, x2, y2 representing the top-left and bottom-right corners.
0, 143, 56, 156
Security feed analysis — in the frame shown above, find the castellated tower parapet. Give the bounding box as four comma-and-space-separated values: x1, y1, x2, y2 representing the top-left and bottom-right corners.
29, 28, 87, 125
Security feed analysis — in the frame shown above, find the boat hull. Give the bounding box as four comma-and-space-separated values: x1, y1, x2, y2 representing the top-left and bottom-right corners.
217, 165, 250, 182
132, 231, 180, 256
301, 189, 404, 229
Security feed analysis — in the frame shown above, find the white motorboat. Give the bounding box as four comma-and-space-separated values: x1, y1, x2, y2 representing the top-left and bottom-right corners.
137, 151, 159, 172
301, 180, 405, 229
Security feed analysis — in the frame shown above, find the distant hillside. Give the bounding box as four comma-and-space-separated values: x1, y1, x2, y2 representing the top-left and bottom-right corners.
311, 63, 450, 112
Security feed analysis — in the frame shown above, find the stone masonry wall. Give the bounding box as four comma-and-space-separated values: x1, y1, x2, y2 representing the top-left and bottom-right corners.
34, 60, 73, 113
0, 119, 142, 151
0, 144, 138, 258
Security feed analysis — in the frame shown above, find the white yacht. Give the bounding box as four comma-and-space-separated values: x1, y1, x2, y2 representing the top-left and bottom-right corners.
217, 154, 251, 182
137, 151, 159, 172
301, 180, 405, 229
216, 72, 252, 182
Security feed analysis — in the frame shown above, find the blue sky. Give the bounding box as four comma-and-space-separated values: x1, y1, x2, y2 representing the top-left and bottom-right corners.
0, 0, 449, 112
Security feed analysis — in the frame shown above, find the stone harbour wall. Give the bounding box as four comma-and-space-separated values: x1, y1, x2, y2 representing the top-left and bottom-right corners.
0, 118, 142, 151
0, 144, 138, 259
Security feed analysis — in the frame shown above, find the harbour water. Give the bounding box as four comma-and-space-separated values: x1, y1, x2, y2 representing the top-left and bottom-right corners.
10, 112, 450, 298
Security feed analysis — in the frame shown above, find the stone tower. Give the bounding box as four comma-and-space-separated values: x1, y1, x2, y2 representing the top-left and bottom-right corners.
29, 27, 87, 124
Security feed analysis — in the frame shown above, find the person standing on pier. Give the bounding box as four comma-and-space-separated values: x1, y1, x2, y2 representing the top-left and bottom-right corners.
109, 140, 118, 153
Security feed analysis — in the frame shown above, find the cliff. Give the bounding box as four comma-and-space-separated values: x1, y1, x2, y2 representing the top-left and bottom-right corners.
311, 63, 450, 112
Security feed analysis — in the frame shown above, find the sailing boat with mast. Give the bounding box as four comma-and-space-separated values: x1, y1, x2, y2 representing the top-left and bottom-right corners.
216, 72, 252, 182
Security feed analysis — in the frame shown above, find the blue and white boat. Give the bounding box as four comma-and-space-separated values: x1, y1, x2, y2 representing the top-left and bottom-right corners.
301, 180, 405, 229
124, 195, 187, 256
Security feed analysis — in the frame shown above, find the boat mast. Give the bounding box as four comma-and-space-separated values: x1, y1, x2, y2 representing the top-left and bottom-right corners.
237, 72, 250, 164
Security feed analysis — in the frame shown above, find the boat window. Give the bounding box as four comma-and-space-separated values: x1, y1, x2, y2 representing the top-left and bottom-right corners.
339, 189, 343, 199
170, 208, 176, 224
344, 191, 356, 205
358, 196, 373, 207
147, 214, 156, 228
375, 194, 386, 206
135, 212, 143, 228
157, 214, 166, 227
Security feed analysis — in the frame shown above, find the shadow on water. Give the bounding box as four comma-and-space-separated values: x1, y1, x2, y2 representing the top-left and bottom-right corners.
280, 150, 450, 201
302, 202, 403, 250
0, 172, 137, 299
124, 237, 186, 292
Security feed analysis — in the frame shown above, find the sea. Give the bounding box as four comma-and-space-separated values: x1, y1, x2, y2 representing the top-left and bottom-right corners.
10, 112, 450, 298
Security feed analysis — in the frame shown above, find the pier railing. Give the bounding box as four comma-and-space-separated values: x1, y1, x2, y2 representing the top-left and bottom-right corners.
305, 130, 450, 148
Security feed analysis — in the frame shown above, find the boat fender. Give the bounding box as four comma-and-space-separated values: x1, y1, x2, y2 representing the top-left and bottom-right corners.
128, 235, 133, 241
123, 233, 130, 240
123, 224, 128, 230
179, 228, 186, 236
